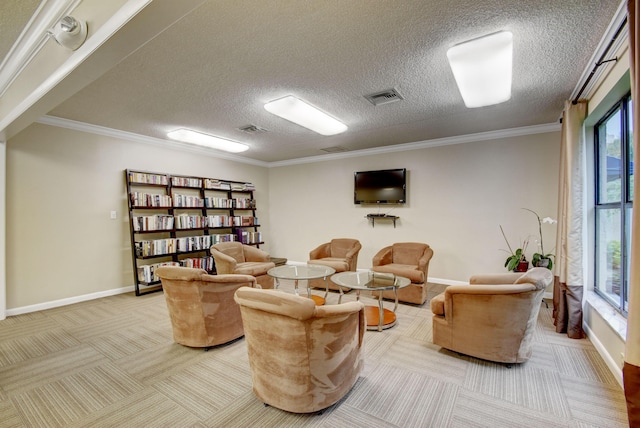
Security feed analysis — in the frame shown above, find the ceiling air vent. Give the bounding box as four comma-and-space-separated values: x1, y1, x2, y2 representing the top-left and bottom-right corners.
238, 124, 267, 134
320, 146, 348, 153
364, 88, 404, 106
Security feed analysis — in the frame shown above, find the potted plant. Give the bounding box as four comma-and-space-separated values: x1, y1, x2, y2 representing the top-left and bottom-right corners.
523, 208, 556, 270
500, 225, 530, 272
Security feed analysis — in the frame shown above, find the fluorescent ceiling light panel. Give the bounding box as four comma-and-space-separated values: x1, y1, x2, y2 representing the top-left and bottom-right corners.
167, 129, 249, 153
264, 96, 348, 135
446, 31, 513, 108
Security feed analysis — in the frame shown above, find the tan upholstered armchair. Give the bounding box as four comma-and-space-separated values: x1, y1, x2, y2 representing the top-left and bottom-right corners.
234, 286, 365, 413
307, 238, 361, 291
430, 268, 553, 364
155, 266, 258, 348
371, 242, 434, 304
211, 241, 275, 289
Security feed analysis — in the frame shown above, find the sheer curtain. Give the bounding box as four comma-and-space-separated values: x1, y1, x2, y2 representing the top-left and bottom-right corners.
624, 0, 640, 424
553, 100, 587, 339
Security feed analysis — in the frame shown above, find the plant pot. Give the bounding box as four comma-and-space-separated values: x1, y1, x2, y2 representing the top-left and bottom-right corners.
535, 258, 550, 268
514, 261, 529, 272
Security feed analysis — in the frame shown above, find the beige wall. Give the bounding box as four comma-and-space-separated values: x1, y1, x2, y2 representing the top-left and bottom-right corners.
6, 122, 560, 310
268, 131, 561, 282
6, 123, 269, 309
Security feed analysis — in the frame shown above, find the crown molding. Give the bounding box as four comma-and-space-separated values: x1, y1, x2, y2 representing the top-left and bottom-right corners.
38, 115, 560, 168
37, 115, 269, 167
267, 122, 562, 167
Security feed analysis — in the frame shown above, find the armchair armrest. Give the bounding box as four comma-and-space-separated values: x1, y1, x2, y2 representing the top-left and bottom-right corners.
315, 301, 365, 347
210, 248, 238, 274
344, 242, 362, 259
309, 242, 331, 260
372, 246, 393, 266
203, 274, 258, 287
417, 247, 434, 272
243, 245, 270, 262
469, 272, 523, 285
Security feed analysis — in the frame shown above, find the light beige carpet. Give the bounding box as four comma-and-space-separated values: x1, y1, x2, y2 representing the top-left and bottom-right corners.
0, 281, 629, 427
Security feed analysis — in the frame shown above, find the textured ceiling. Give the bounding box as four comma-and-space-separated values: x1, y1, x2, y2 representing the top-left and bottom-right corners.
0, 0, 41, 67
2, 0, 624, 162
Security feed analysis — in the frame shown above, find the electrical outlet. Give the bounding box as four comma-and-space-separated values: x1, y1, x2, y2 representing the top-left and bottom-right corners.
110, 210, 117, 220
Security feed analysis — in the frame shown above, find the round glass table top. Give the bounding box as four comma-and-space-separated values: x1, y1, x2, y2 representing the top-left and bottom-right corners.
331, 271, 410, 291
267, 264, 336, 280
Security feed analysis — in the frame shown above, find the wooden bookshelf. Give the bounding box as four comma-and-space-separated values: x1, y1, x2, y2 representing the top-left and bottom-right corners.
125, 169, 263, 296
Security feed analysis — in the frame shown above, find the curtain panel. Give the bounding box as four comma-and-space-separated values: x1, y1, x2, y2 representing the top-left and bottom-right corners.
624, 0, 640, 425
553, 100, 587, 339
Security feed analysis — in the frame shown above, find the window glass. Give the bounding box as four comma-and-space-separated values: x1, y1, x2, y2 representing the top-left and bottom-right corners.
598, 109, 622, 203
595, 208, 622, 304
594, 93, 632, 314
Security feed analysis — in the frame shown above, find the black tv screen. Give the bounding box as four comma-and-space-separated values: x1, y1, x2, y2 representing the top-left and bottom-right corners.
354, 168, 406, 204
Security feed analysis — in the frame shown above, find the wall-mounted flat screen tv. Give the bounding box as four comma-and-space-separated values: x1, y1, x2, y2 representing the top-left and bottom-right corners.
354, 168, 406, 204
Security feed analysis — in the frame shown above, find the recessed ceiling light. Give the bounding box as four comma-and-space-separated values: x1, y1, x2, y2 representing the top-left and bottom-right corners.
446, 31, 513, 108
167, 129, 249, 153
264, 95, 348, 136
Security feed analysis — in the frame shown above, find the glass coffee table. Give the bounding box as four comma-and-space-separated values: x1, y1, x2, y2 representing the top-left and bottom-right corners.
332, 271, 410, 331
267, 265, 335, 305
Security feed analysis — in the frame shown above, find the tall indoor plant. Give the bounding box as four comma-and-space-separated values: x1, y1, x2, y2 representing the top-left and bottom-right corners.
500, 225, 530, 272
523, 208, 556, 269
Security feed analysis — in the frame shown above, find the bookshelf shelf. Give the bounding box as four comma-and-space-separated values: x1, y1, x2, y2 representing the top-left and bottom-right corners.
125, 169, 263, 296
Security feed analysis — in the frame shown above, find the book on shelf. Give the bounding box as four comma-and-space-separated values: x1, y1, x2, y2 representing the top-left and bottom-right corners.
236, 230, 261, 244
173, 194, 204, 208
130, 192, 172, 207
175, 214, 206, 229
132, 214, 174, 231
203, 197, 233, 208
207, 214, 232, 227
137, 261, 180, 283
233, 198, 255, 209
171, 177, 202, 187
180, 256, 215, 271
204, 179, 231, 190
128, 172, 168, 185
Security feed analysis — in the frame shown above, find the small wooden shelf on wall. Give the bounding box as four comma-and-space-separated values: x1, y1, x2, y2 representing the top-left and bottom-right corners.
366, 214, 399, 228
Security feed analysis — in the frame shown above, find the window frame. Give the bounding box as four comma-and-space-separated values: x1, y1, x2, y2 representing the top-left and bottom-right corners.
594, 92, 632, 315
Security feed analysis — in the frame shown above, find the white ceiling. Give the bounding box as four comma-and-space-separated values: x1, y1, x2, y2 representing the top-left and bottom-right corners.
0, 0, 625, 163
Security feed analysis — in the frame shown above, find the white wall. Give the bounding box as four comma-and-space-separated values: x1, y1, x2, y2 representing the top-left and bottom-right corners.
268, 131, 561, 282
6, 123, 269, 309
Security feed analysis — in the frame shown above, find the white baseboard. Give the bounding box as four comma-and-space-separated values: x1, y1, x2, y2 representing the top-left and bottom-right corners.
583, 321, 624, 387
6, 285, 135, 317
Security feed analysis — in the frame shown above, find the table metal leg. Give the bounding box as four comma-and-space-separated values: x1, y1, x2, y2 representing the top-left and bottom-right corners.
377, 292, 384, 332
294, 279, 299, 296
323, 276, 329, 301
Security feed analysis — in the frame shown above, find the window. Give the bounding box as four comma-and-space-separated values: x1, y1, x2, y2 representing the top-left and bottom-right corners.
594, 93, 633, 314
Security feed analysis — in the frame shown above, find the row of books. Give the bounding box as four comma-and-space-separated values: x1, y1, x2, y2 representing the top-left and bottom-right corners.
137, 261, 180, 283
132, 215, 174, 231
179, 256, 215, 271
130, 192, 172, 207
130, 192, 255, 209
135, 234, 236, 257
230, 182, 255, 191
172, 177, 202, 187
204, 179, 231, 190
128, 172, 168, 185
236, 230, 262, 244
234, 216, 258, 226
